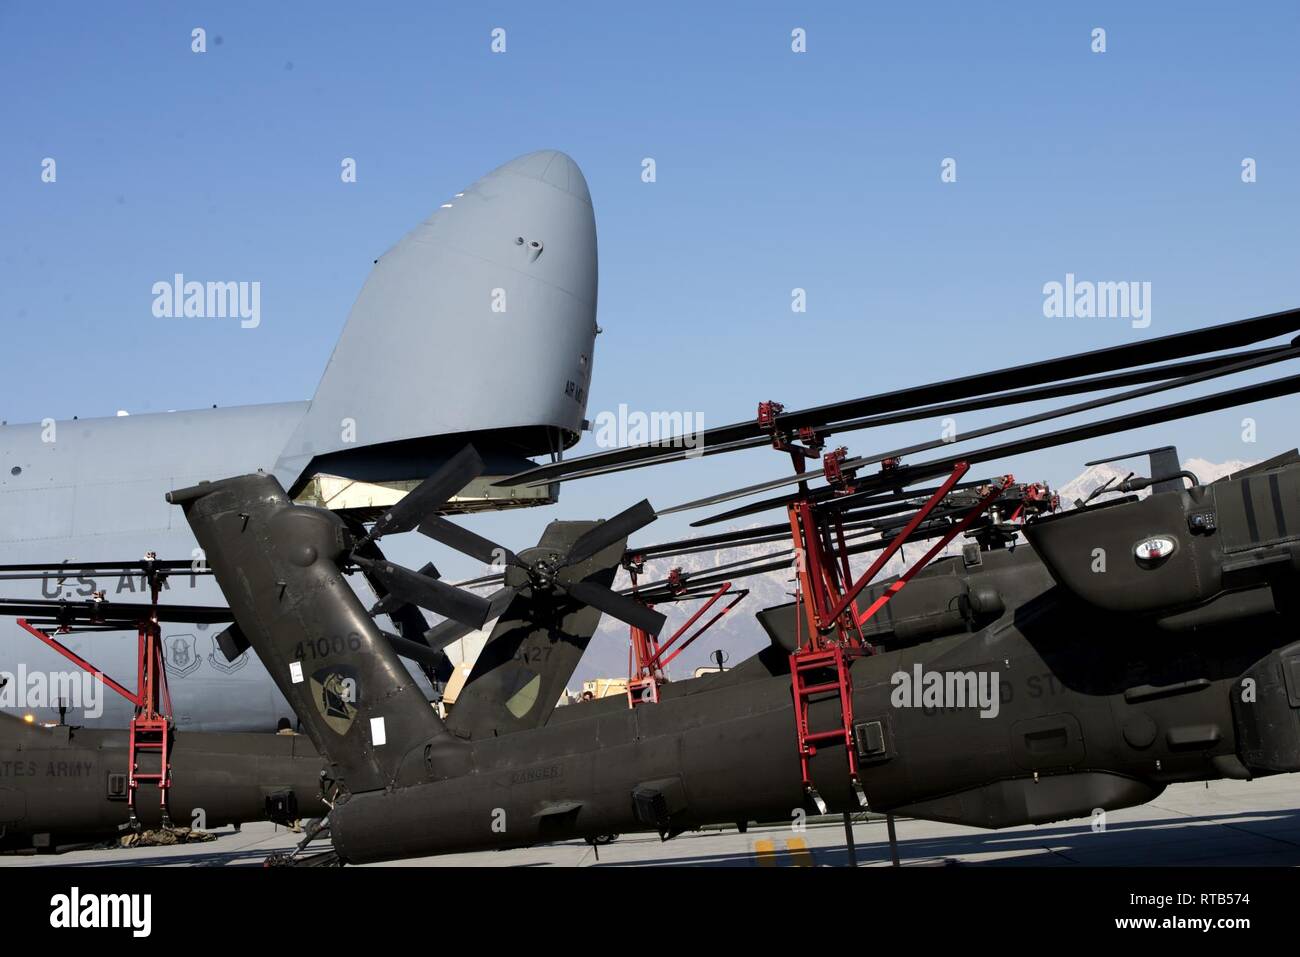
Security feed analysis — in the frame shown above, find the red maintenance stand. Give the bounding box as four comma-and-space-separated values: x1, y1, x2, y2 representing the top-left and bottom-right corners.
757, 401, 1012, 814
622, 560, 747, 707
16, 559, 175, 830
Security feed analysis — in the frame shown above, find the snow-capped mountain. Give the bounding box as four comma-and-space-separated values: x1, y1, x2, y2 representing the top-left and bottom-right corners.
1056, 456, 1255, 508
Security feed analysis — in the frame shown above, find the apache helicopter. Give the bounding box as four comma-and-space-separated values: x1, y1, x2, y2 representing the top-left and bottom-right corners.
0, 712, 322, 852
163, 306, 1300, 865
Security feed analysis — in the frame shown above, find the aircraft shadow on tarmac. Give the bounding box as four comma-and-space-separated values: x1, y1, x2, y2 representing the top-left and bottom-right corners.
36, 808, 1300, 868
601, 808, 1300, 868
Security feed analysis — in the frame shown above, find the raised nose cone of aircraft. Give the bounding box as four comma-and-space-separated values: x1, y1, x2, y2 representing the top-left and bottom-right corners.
489, 149, 592, 206
276, 151, 600, 490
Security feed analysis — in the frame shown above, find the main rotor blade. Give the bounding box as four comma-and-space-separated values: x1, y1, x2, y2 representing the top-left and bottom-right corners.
812, 477, 1000, 516
356, 558, 491, 629
662, 343, 1300, 516
632, 494, 936, 559
364, 445, 486, 542
519, 345, 1296, 489
0, 558, 203, 574
634, 519, 991, 602
563, 500, 658, 568
636, 489, 1002, 559
496, 307, 1300, 487
563, 578, 668, 636
519, 436, 770, 488
417, 515, 518, 569
691, 474, 1005, 528
0, 598, 233, 625
693, 370, 1300, 526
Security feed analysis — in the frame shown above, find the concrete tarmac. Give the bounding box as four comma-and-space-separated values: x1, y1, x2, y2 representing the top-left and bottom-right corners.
4, 775, 1300, 867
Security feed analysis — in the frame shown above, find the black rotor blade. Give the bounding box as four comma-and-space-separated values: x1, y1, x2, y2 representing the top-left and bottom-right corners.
368, 561, 436, 617
497, 307, 1300, 487
480, 584, 521, 623
521, 344, 1297, 489
364, 445, 486, 542
421, 587, 519, 652
338, 516, 436, 679
563, 578, 668, 636
423, 618, 475, 653
0, 598, 232, 626
634, 517, 990, 602
691, 474, 1002, 528
635, 493, 982, 560
694, 370, 1300, 526
812, 477, 998, 516
0, 570, 217, 583
355, 558, 491, 629
563, 500, 658, 568
633, 553, 796, 601
626, 511, 935, 592
803, 346, 1294, 441
629, 522, 792, 558
662, 344, 1300, 516
519, 436, 770, 488
0, 558, 204, 574
450, 571, 506, 589
382, 632, 446, 671
417, 516, 518, 568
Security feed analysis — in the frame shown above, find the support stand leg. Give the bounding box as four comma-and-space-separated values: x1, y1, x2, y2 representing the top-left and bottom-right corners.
842, 810, 857, 867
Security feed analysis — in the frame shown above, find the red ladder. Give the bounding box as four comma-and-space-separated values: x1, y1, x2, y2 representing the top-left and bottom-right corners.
127, 718, 172, 827
758, 398, 1013, 813
127, 600, 173, 829
790, 644, 865, 813
16, 560, 175, 830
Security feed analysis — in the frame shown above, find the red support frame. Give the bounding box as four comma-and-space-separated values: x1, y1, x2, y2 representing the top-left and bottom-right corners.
14, 573, 174, 829
649, 584, 746, 673
821, 462, 972, 629
625, 572, 747, 707
854, 475, 1013, 629
16, 619, 140, 704
770, 432, 1013, 811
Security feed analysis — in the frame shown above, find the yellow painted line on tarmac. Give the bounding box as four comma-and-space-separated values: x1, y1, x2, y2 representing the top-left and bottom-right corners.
786, 836, 814, 867
752, 836, 815, 866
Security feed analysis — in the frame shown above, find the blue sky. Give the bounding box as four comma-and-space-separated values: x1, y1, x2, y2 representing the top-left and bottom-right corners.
3, 1, 1299, 573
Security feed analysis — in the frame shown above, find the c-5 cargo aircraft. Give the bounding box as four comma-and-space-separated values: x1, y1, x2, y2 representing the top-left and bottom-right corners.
0, 150, 599, 731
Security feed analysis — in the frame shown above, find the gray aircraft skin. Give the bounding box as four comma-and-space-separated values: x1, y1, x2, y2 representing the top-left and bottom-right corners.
0, 150, 598, 731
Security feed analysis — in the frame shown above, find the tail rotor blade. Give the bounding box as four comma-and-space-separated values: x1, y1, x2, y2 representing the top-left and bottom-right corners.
422, 586, 518, 652
423, 618, 475, 653
563, 500, 657, 568
383, 632, 446, 671
418, 515, 517, 569
365, 445, 486, 542
563, 578, 667, 636
370, 561, 438, 617
357, 558, 491, 629
484, 585, 519, 622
